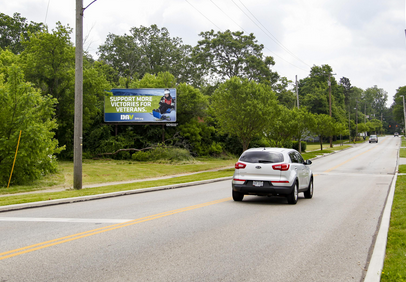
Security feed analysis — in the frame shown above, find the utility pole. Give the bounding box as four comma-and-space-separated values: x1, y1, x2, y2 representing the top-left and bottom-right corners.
356, 100, 358, 139
328, 74, 332, 147
401, 96, 406, 136
73, 0, 83, 189
295, 75, 299, 109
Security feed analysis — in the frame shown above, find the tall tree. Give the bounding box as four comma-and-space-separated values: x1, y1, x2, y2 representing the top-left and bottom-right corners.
363, 85, 388, 120
0, 63, 63, 185
0, 12, 43, 54
311, 114, 335, 150
193, 30, 279, 85
98, 24, 193, 83
392, 86, 406, 127
290, 108, 315, 153
211, 77, 278, 151
299, 65, 346, 123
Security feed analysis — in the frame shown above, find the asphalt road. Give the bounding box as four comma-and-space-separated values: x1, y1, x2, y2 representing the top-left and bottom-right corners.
0, 136, 399, 282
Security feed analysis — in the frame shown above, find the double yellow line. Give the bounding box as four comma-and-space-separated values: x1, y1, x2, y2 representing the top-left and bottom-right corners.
323, 144, 378, 173
0, 197, 231, 260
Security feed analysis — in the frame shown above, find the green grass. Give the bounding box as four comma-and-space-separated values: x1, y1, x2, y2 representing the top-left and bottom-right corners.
398, 165, 406, 174
302, 145, 351, 160
402, 138, 406, 148
381, 175, 406, 281
399, 149, 406, 158
0, 169, 235, 206
1, 158, 236, 195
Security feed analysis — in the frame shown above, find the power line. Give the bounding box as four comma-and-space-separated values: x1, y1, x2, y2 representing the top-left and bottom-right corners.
232, 0, 311, 69
185, 0, 223, 31
186, 0, 309, 73
235, 0, 311, 68
208, 0, 307, 72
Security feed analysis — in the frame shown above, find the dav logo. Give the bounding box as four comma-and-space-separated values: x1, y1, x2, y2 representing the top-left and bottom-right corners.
120, 115, 134, 120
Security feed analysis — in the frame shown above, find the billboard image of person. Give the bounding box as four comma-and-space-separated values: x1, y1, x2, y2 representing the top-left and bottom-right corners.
104, 88, 176, 123
152, 89, 175, 120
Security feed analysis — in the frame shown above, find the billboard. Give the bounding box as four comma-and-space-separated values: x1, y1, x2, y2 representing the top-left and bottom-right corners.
104, 88, 176, 123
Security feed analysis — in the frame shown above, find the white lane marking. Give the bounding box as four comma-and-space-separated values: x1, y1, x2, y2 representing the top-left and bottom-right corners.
0, 217, 133, 223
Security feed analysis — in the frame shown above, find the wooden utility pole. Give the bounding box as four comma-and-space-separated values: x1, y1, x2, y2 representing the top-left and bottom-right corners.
296, 75, 299, 109
328, 74, 332, 147
73, 0, 83, 189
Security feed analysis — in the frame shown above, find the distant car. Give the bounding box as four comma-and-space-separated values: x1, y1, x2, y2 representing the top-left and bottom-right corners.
232, 148, 313, 205
394, 132, 399, 137
369, 135, 378, 143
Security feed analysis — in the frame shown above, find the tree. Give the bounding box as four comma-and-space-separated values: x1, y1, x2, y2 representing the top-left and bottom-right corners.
290, 108, 315, 153
367, 119, 383, 134
98, 25, 193, 83
264, 105, 292, 148
311, 114, 335, 150
0, 64, 63, 186
0, 12, 43, 54
20, 23, 112, 158
299, 65, 346, 123
193, 30, 279, 85
211, 77, 279, 151
363, 86, 387, 122
392, 86, 406, 129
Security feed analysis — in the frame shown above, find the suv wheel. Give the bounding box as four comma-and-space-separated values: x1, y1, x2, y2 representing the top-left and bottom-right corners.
232, 190, 244, 201
304, 178, 313, 199
287, 181, 298, 205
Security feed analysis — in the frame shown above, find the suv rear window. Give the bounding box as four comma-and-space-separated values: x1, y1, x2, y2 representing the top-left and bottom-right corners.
239, 151, 284, 163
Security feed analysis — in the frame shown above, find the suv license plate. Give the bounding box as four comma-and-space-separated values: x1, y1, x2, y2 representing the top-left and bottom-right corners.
253, 181, 263, 187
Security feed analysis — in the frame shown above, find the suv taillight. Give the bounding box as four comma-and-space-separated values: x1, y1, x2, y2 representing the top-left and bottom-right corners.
235, 162, 246, 169
272, 163, 290, 171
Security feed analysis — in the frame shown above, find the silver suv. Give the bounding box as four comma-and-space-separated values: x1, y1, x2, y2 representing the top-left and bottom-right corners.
232, 148, 313, 204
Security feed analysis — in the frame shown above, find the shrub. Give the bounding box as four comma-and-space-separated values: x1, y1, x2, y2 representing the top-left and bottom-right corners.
132, 146, 194, 163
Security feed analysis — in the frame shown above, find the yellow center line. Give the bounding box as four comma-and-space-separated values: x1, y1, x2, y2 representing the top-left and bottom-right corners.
322, 138, 386, 174
0, 197, 232, 260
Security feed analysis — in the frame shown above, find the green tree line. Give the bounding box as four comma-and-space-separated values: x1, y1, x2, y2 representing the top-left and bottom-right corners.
0, 13, 398, 185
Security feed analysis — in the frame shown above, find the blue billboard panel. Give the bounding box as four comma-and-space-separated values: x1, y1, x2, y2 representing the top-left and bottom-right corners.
104, 88, 176, 123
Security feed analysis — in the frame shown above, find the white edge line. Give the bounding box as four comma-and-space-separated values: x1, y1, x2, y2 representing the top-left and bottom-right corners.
364, 154, 399, 281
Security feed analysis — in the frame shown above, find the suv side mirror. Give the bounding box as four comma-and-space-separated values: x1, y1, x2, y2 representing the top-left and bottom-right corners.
304, 160, 312, 165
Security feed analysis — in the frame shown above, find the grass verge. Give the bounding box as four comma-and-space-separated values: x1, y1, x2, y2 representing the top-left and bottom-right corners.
302, 145, 351, 160
381, 175, 406, 281
1, 158, 236, 195
0, 169, 235, 206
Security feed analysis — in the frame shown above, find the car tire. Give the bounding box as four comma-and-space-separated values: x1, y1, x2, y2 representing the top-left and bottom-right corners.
287, 181, 298, 205
232, 190, 244, 201
304, 177, 313, 199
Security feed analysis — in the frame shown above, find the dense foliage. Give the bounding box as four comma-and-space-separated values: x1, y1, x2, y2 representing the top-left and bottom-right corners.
0, 12, 399, 185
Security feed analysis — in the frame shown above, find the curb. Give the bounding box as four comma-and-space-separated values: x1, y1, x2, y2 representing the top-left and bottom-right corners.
364, 173, 396, 281
0, 176, 232, 213
364, 136, 399, 281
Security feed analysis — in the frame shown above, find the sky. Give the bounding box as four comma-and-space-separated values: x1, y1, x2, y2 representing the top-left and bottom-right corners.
2, 0, 406, 106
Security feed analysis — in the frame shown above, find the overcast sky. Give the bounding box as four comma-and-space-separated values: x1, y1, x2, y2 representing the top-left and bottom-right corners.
3, 0, 406, 106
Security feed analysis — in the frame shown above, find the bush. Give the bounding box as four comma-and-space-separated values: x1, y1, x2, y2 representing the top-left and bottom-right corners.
132, 145, 195, 163
292, 141, 307, 152
0, 64, 64, 186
